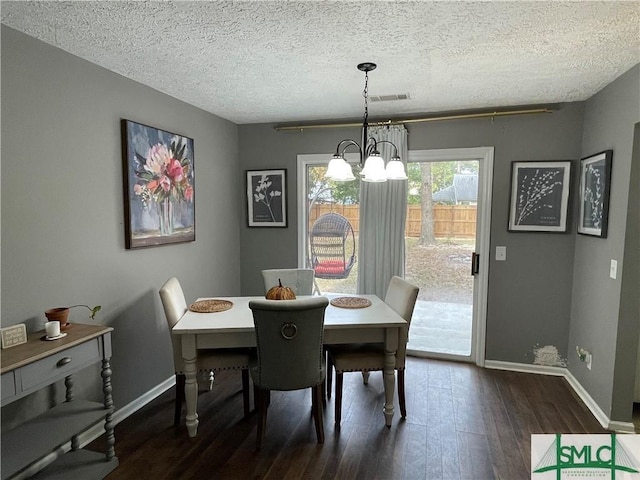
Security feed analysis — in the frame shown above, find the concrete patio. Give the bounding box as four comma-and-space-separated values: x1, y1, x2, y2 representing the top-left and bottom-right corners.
407, 300, 472, 356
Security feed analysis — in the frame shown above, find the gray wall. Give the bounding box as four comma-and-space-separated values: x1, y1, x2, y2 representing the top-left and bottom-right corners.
239, 104, 585, 366
568, 65, 640, 421
1, 26, 241, 424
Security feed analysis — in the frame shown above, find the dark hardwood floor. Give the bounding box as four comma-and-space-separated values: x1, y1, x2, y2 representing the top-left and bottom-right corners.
90, 358, 609, 479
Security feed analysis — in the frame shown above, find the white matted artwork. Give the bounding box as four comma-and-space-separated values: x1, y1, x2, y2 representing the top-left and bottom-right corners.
508, 161, 572, 233
246, 169, 287, 227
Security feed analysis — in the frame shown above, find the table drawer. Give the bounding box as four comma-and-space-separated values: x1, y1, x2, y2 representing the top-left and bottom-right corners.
1, 371, 16, 402
21, 340, 101, 391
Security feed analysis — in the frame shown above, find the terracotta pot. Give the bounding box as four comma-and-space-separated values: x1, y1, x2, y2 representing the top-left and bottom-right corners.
45, 307, 70, 330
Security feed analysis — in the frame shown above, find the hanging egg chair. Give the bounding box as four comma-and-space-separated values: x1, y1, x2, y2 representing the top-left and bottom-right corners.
309, 213, 356, 280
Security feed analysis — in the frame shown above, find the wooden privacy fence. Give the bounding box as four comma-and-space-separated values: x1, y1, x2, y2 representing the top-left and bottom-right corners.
309, 204, 477, 238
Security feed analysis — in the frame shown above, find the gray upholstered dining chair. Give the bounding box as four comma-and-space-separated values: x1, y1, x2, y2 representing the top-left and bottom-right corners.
326, 276, 419, 427
159, 277, 252, 425
248, 296, 329, 449
261, 268, 315, 295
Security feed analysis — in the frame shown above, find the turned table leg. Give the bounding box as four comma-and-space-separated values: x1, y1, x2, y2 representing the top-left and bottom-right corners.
102, 358, 116, 461
182, 334, 199, 437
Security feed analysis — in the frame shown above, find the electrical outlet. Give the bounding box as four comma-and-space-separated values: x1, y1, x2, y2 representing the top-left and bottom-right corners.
576, 346, 592, 370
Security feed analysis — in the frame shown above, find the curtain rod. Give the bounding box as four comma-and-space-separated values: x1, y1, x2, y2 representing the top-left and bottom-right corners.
273, 107, 554, 131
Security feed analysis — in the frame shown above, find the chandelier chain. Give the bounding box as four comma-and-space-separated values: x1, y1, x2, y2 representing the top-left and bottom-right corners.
362, 71, 369, 124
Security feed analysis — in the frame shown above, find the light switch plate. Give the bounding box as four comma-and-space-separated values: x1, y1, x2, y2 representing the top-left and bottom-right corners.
496, 246, 507, 261
610, 259, 617, 279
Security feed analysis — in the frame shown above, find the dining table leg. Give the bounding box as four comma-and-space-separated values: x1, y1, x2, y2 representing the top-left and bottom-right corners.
383, 326, 400, 427
182, 334, 199, 437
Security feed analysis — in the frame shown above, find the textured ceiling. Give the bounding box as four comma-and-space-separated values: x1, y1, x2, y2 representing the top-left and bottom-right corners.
2, 1, 639, 125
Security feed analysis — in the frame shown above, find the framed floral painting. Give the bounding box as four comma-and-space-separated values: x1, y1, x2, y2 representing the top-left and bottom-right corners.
578, 150, 613, 238
121, 119, 195, 248
246, 169, 287, 227
508, 160, 572, 232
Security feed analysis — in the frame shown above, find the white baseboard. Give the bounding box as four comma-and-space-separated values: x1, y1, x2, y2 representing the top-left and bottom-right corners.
485, 360, 636, 433
484, 360, 566, 377
78, 375, 176, 449
608, 420, 637, 433
562, 369, 611, 430
14, 377, 176, 479
112, 376, 176, 427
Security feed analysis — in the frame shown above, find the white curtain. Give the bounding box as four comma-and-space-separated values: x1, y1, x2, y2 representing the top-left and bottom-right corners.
357, 125, 408, 299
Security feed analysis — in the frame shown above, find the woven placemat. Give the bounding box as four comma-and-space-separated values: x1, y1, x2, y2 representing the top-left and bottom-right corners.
330, 296, 372, 309
189, 299, 233, 313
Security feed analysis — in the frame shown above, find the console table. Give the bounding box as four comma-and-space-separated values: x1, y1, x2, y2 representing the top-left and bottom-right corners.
1, 324, 118, 479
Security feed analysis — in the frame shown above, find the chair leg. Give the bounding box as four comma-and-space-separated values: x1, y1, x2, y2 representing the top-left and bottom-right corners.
241, 369, 250, 418
253, 383, 259, 412
254, 382, 269, 408
256, 388, 269, 450
321, 377, 327, 409
310, 386, 324, 414
321, 355, 328, 409
335, 372, 344, 428
174, 374, 185, 426
326, 355, 333, 399
361, 371, 370, 385
311, 384, 325, 444
398, 369, 406, 418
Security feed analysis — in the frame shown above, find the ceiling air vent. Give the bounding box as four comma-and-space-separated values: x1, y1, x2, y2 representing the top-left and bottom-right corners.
369, 93, 411, 102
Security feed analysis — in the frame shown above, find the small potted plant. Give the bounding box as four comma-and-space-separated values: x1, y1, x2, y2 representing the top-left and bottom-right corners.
45, 304, 101, 330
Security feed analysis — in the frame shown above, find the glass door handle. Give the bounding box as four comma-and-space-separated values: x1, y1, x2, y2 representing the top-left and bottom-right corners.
471, 252, 480, 275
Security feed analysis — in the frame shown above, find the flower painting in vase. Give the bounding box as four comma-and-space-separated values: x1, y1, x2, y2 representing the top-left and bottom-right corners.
122, 120, 195, 248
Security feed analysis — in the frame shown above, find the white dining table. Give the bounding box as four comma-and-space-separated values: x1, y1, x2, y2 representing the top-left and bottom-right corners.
172, 294, 406, 438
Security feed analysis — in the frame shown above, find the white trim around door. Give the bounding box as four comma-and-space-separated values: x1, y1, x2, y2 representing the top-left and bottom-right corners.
408, 147, 494, 367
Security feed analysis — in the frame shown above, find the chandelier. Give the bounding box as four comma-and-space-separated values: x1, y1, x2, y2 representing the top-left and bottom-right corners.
325, 62, 408, 183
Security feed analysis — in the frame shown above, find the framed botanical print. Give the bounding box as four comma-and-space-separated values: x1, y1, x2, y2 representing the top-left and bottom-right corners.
121, 119, 195, 248
246, 169, 287, 227
578, 150, 613, 238
508, 161, 572, 232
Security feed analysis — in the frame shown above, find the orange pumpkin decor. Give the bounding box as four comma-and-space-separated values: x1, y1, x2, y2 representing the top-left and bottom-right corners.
265, 279, 296, 300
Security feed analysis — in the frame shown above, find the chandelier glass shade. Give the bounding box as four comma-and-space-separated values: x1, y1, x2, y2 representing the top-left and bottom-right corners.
325, 63, 408, 183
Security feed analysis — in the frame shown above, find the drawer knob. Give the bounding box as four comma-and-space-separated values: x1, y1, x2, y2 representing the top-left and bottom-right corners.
57, 357, 72, 367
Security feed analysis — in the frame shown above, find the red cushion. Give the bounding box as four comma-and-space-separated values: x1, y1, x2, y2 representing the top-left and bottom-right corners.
315, 260, 347, 275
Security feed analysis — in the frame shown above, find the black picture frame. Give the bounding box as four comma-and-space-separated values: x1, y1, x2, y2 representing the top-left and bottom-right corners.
246, 169, 287, 227
508, 160, 572, 232
121, 119, 195, 248
578, 150, 613, 238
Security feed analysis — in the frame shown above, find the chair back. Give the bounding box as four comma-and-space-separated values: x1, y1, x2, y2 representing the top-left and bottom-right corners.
159, 277, 188, 372
309, 213, 356, 280
249, 297, 329, 391
384, 276, 419, 368
261, 268, 315, 295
